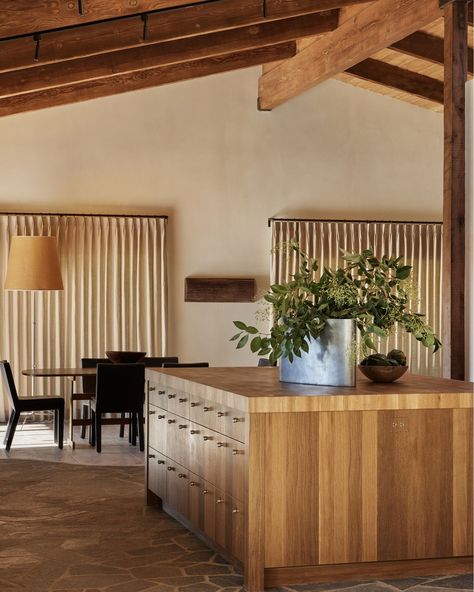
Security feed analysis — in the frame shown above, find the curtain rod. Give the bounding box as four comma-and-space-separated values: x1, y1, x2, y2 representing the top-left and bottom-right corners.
0, 211, 168, 220
268, 217, 442, 227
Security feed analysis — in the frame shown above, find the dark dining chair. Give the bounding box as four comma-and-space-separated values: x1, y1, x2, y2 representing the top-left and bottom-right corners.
162, 362, 209, 368
0, 360, 64, 451
89, 363, 145, 453
79, 357, 112, 439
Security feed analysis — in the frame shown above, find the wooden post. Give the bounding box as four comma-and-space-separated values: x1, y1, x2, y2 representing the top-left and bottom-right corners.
442, 0, 468, 379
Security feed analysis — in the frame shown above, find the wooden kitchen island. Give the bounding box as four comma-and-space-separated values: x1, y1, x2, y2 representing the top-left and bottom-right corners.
145, 367, 473, 592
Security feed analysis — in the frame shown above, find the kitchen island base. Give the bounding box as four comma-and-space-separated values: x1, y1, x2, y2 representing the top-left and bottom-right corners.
145, 368, 473, 592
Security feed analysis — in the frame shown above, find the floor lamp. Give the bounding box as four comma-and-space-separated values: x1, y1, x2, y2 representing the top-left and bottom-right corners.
4, 236, 64, 396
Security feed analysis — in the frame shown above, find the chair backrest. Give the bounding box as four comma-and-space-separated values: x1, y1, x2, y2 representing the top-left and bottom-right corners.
143, 356, 178, 367
95, 363, 145, 413
162, 362, 209, 368
0, 360, 19, 409
81, 357, 112, 394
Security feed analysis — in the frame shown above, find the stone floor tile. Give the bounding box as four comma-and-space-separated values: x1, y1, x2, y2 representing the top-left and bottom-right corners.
381, 578, 434, 590
208, 576, 244, 588
423, 575, 474, 590
177, 583, 221, 592
130, 565, 184, 579
184, 563, 232, 576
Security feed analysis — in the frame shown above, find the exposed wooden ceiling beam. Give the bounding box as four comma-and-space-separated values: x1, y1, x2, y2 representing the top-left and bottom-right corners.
391, 31, 473, 74
0, 0, 358, 39
264, 0, 369, 18
258, 0, 443, 110
0, 2, 336, 73
346, 58, 444, 104
0, 42, 296, 118
0, 11, 336, 99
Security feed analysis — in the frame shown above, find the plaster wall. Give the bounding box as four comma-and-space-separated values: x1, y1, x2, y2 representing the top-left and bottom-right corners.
0, 68, 444, 366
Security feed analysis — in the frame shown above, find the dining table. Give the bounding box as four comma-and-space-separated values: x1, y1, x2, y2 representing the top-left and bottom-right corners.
22, 367, 97, 448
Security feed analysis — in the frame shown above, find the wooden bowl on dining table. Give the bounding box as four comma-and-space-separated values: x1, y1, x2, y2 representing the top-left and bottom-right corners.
105, 351, 146, 364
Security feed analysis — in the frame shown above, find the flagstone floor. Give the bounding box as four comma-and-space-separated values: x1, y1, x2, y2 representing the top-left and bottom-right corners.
0, 422, 472, 592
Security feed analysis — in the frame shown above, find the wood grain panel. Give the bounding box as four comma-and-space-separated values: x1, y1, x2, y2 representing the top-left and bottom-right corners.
0, 44, 296, 118
265, 0, 368, 17
318, 411, 377, 564
184, 277, 256, 302
264, 412, 319, 567
377, 409, 453, 561
452, 408, 473, 555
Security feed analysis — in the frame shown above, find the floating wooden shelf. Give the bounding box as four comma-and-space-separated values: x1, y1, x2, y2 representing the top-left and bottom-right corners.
184, 277, 255, 302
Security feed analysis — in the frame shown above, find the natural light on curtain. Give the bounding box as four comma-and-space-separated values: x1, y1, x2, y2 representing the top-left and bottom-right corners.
0, 213, 167, 421
270, 219, 443, 377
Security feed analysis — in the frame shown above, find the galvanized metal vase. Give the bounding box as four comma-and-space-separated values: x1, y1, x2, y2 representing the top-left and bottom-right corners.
279, 319, 356, 387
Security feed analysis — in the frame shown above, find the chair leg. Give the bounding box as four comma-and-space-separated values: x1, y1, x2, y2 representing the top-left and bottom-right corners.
96, 413, 102, 453
131, 413, 137, 447
57, 407, 64, 449
4, 410, 19, 451
4, 411, 15, 445
53, 410, 58, 443
128, 413, 133, 444
120, 412, 126, 438
81, 404, 88, 439
90, 410, 96, 446
138, 413, 144, 452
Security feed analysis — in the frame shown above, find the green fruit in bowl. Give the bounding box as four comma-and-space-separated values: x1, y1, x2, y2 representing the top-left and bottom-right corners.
361, 353, 391, 366
388, 349, 407, 366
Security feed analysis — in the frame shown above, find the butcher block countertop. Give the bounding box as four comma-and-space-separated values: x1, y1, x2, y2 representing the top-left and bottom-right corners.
145, 366, 473, 413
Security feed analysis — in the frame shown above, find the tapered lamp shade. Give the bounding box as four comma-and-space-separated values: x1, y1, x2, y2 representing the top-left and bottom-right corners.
4, 236, 64, 291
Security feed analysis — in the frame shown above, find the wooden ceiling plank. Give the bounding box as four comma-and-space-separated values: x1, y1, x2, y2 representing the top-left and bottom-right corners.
265, 0, 368, 18
258, 0, 443, 110
0, 42, 296, 118
346, 58, 444, 104
0, 1, 338, 74
0, 11, 337, 98
391, 31, 473, 74
0, 0, 206, 39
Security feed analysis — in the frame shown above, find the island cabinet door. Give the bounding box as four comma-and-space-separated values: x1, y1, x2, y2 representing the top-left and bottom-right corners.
166, 412, 189, 467
147, 450, 167, 500
214, 437, 246, 502
200, 480, 217, 541
167, 389, 190, 418
148, 382, 168, 410
148, 406, 167, 455
166, 461, 189, 518
188, 472, 204, 527
229, 495, 245, 562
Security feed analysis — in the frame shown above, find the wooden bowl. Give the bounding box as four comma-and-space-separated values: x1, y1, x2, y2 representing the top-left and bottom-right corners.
358, 364, 408, 383
105, 351, 146, 364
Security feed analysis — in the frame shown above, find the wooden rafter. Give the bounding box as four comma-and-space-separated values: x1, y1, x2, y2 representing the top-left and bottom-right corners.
0, 12, 337, 99
0, 0, 361, 39
390, 31, 473, 74
0, 43, 296, 118
258, 0, 444, 110
0, 7, 337, 74
442, 0, 468, 380
346, 58, 444, 104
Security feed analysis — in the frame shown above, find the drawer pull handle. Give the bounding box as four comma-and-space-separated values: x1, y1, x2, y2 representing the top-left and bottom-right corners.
168, 394, 176, 399
217, 442, 224, 448
149, 386, 156, 392
190, 402, 198, 407
190, 430, 198, 435
167, 419, 176, 424
216, 498, 224, 504
167, 466, 175, 471
190, 481, 198, 487
179, 398, 187, 403
158, 414, 165, 419
232, 508, 239, 514
158, 390, 166, 395
178, 473, 187, 479
203, 406, 210, 412
232, 417, 241, 423
203, 436, 211, 441
232, 449, 240, 455
148, 410, 156, 415
217, 411, 225, 417
202, 489, 209, 495
148, 454, 155, 459
178, 424, 187, 430
158, 460, 165, 465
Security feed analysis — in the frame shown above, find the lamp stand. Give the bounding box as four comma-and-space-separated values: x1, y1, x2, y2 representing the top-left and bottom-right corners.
31, 291, 36, 397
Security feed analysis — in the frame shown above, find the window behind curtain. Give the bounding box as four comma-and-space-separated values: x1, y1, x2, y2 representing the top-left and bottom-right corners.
270, 219, 443, 377
0, 213, 168, 421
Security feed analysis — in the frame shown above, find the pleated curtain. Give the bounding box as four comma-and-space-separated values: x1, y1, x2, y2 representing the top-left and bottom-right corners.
0, 214, 167, 421
270, 220, 443, 377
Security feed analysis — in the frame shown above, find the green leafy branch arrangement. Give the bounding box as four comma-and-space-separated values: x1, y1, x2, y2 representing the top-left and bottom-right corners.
231, 243, 441, 365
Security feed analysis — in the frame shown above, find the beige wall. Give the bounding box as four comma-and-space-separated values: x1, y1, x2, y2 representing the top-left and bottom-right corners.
0, 68, 444, 366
